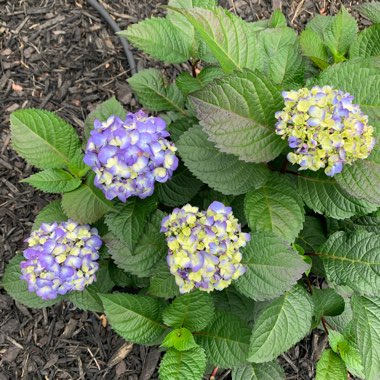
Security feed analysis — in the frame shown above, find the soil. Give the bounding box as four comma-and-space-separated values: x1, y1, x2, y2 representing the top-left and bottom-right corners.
0, 0, 369, 379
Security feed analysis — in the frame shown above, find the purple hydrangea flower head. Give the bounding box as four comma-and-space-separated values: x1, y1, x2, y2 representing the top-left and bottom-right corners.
84, 111, 178, 202
275, 86, 375, 176
161, 202, 249, 293
20, 220, 102, 300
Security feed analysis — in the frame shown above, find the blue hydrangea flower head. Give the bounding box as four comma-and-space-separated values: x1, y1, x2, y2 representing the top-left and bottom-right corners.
84, 111, 179, 202
275, 86, 375, 176
20, 220, 102, 300
161, 201, 249, 293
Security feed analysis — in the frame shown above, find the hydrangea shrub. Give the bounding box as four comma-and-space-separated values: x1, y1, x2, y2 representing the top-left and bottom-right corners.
4, 2, 380, 379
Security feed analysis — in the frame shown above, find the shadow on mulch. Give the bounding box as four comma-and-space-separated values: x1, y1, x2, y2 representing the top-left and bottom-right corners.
0, 0, 368, 378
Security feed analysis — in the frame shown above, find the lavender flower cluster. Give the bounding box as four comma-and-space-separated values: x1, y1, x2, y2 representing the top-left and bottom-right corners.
20, 220, 102, 300
275, 86, 375, 176
161, 202, 249, 293
84, 111, 178, 202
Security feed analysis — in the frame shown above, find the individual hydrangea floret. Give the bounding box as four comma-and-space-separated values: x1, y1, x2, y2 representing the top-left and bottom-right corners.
84, 111, 178, 202
161, 201, 249, 293
20, 220, 102, 300
275, 86, 375, 176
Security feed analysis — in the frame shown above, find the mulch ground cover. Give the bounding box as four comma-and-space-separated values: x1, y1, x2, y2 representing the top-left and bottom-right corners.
0, 0, 368, 378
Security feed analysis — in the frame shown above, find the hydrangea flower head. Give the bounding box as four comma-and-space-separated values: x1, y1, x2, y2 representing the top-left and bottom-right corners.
161, 201, 249, 293
275, 86, 375, 176
20, 220, 102, 300
84, 111, 178, 202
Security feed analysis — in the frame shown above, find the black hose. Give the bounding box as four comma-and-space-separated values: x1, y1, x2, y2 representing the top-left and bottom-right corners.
87, 0, 137, 75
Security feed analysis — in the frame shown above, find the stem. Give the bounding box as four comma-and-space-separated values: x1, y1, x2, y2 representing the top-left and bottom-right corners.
321, 317, 329, 335
305, 276, 313, 295
280, 158, 289, 173
191, 59, 199, 78
210, 367, 219, 380
304, 252, 320, 257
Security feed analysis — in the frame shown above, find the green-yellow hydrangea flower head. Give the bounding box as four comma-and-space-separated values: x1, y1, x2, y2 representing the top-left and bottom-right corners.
275, 86, 376, 176
160, 202, 249, 294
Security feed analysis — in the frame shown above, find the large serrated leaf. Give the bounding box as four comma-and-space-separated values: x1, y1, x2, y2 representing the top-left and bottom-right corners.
163, 291, 214, 332
248, 285, 313, 363
61, 175, 114, 224
23, 169, 81, 193
32, 200, 68, 230
300, 29, 330, 70
317, 57, 380, 133
312, 288, 345, 322
148, 261, 180, 299
244, 175, 305, 242
128, 69, 186, 114
156, 165, 202, 207
319, 231, 380, 296
177, 126, 270, 195
196, 312, 250, 367
232, 362, 285, 380
100, 293, 166, 345
236, 234, 309, 301
296, 216, 326, 253
172, 6, 256, 73
351, 295, 380, 380
104, 196, 157, 249
122, 18, 192, 64
330, 210, 380, 234
335, 147, 380, 205
10, 109, 81, 169
159, 347, 206, 380
2, 255, 63, 308
355, 2, 380, 24
189, 69, 286, 162
315, 349, 347, 380
107, 210, 167, 277
297, 170, 378, 219
350, 24, 380, 58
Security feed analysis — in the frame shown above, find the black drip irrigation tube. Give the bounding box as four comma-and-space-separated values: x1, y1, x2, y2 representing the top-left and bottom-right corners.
87, 0, 137, 76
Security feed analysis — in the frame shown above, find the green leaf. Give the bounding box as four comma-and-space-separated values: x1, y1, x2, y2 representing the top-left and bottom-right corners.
300, 29, 330, 70
268, 9, 287, 28
232, 362, 285, 380
10, 109, 81, 170
109, 262, 133, 288
312, 288, 345, 322
355, 2, 380, 24
335, 147, 380, 205
83, 97, 126, 145
159, 347, 207, 380
350, 24, 380, 58
23, 169, 81, 193
167, 117, 195, 143
161, 328, 198, 351
128, 69, 185, 114
248, 285, 313, 363
148, 261, 180, 299
107, 210, 167, 277
324, 6, 358, 60
177, 126, 270, 195
212, 286, 255, 324
315, 349, 347, 380
236, 233, 310, 301
32, 200, 68, 230
100, 293, 166, 345
122, 18, 192, 64
254, 27, 304, 87
61, 174, 114, 224
352, 295, 380, 380
163, 291, 214, 331
176, 67, 224, 96
157, 165, 202, 207
104, 196, 157, 249
196, 312, 250, 367
306, 15, 333, 38
189, 69, 286, 163
67, 260, 114, 313
244, 175, 305, 242
328, 330, 364, 378
171, 6, 256, 73
2, 255, 63, 308
296, 216, 326, 253
319, 231, 380, 296
325, 298, 353, 333
330, 209, 380, 234
67, 149, 90, 178
297, 170, 378, 219
317, 57, 380, 133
